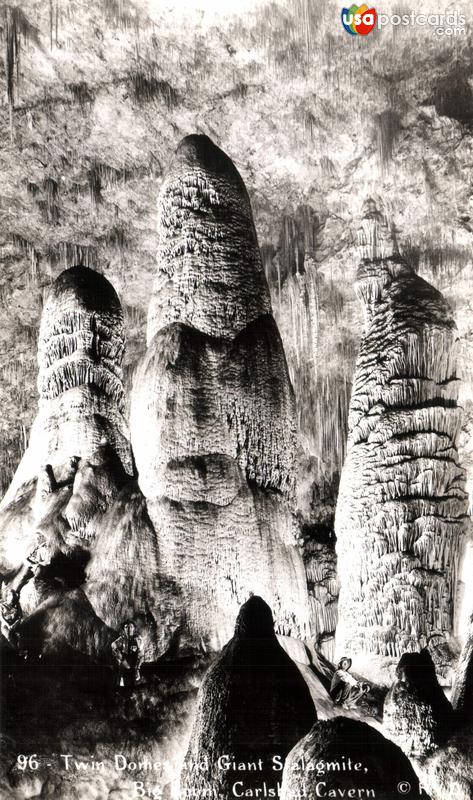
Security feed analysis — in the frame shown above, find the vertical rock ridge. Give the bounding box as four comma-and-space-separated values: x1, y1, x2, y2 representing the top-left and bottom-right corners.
335, 204, 468, 664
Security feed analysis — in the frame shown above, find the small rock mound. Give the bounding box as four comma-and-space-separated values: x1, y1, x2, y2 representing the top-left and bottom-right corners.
281, 716, 425, 800
180, 596, 317, 799
384, 649, 454, 756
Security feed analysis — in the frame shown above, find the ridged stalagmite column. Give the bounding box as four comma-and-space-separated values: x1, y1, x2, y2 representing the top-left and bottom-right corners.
131, 135, 310, 647
38, 267, 132, 473
335, 202, 468, 663
0, 267, 133, 560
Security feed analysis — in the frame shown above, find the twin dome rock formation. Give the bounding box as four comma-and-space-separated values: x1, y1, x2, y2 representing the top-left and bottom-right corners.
0, 134, 310, 658
335, 202, 469, 673
2, 136, 473, 800
4, 267, 132, 504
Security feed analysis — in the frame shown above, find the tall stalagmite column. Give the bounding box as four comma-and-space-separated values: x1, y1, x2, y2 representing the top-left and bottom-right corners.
0, 267, 133, 561
2, 266, 132, 505
131, 134, 310, 648
0, 267, 135, 657
335, 202, 468, 664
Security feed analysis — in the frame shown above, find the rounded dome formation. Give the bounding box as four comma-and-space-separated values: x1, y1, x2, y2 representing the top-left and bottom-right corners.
0, 266, 132, 514
147, 134, 272, 343
38, 266, 125, 410
172, 134, 249, 188
42, 266, 123, 315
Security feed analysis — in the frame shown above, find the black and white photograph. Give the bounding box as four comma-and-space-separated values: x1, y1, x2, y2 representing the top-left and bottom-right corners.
0, 1, 472, 798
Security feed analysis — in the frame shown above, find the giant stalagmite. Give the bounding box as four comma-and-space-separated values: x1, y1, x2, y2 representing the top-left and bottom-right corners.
335, 202, 468, 666
131, 134, 310, 648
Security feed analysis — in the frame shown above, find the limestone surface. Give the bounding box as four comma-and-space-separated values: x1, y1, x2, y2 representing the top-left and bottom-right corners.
2, 267, 133, 515
451, 615, 473, 720
383, 649, 454, 757
147, 134, 271, 343
0, 266, 142, 670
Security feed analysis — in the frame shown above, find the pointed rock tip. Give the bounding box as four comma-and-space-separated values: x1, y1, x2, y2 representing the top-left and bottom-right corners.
357, 197, 401, 262
234, 595, 275, 639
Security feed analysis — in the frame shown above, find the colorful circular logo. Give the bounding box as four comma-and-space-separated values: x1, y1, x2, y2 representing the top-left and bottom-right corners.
341, 4, 377, 35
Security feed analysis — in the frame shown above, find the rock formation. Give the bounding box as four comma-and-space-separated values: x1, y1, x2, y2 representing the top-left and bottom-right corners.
146, 133, 272, 343
0, 267, 133, 561
0, 267, 142, 660
335, 202, 468, 666
383, 649, 454, 756
84, 481, 184, 659
4, 266, 132, 503
130, 134, 311, 647
281, 717, 423, 800
303, 538, 339, 660
180, 596, 317, 800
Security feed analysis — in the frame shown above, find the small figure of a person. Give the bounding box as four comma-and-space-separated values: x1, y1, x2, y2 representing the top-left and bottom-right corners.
64, 455, 80, 485
27, 540, 52, 575
37, 464, 57, 497
1, 588, 23, 649
111, 621, 143, 688
15, 536, 52, 595
330, 657, 370, 708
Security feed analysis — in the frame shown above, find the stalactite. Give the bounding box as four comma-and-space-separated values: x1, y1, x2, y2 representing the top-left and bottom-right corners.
66, 81, 94, 106
376, 109, 401, 169
11, 234, 39, 282
2, 5, 40, 136
129, 72, 178, 107
58, 243, 96, 268
103, 0, 143, 33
